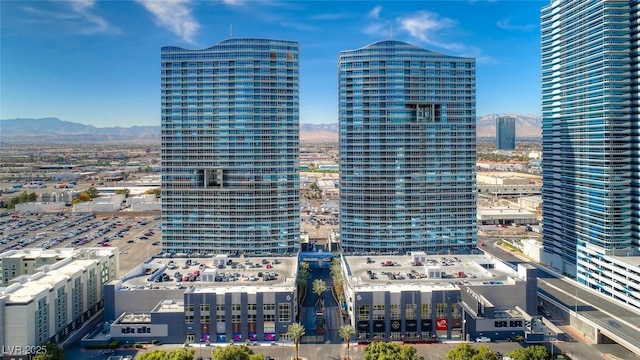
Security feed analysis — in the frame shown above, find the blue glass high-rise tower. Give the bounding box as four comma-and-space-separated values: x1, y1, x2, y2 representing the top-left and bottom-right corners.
338, 40, 477, 255
160, 38, 300, 255
496, 115, 516, 150
541, 0, 640, 308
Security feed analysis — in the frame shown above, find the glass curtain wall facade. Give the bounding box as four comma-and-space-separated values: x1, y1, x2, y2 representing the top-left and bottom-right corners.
338, 40, 477, 255
496, 116, 516, 150
160, 38, 300, 255
541, 1, 639, 281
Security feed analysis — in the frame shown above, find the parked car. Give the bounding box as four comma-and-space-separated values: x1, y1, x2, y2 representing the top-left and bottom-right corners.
475, 336, 491, 343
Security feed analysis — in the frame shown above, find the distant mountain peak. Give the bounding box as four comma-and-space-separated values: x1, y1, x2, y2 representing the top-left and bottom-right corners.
1, 115, 541, 144
0, 117, 160, 144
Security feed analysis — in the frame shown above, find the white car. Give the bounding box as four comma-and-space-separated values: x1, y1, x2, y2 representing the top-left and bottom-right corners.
475, 336, 491, 343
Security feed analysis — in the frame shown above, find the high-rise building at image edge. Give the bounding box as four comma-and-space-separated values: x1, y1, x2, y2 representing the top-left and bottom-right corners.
541, 0, 640, 309
496, 115, 516, 150
338, 40, 477, 255
160, 38, 300, 255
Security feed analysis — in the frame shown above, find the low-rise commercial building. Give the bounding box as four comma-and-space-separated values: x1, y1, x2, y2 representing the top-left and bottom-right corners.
340, 253, 537, 343
477, 208, 537, 226
102, 255, 298, 345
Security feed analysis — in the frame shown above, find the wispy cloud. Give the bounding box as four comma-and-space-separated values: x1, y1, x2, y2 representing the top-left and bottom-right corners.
21, 0, 116, 35
363, 9, 495, 64
496, 18, 536, 31
309, 12, 350, 21
221, 1, 319, 32
136, 0, 199, 43
397, 11, 460, 50
368, 5, 382, 19
221, 0, 245, 6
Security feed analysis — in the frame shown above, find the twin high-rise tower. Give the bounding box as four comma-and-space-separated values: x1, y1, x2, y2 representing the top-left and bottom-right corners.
160, 38, 478, 255
161, 39, 301, 255
338, 41, 477, 254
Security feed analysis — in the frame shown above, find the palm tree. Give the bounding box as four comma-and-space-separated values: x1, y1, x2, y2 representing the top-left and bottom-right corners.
312, 279, 327, 306
338, 324, 356, 360
287, 323, 305, 360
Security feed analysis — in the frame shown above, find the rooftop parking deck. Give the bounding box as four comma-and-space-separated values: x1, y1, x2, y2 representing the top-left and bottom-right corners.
119, 255, 298, 290
343, 253, 519, 290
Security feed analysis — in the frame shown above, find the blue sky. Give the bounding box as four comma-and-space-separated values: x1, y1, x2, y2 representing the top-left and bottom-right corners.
1, 0, 545, 127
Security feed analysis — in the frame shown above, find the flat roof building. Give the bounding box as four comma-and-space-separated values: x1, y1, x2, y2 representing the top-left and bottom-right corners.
103, 255, 298, 344
339, 254, 537, 343
0, 247, 119, 348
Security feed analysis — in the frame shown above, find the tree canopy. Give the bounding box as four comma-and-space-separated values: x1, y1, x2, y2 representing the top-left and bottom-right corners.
7, 191, 38, 208
364, 341, 418, 360
338, 324, 356, 360
312, 279, 327, 303
86, 186, 100, 199
447, 343, 477, 360
211, 344, 264, 360
115, 188, 130, 198
507, 345, 549, 360
287, 322, 305, 360
137, 348, 195, 360
31, 343, 64, 360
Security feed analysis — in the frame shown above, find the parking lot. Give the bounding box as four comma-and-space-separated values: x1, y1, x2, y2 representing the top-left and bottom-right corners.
0, 211, 162, 274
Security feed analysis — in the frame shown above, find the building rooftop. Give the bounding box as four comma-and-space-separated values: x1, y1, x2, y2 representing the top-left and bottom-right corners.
115, 312, 152, 324
0, 248, 76, 260
2, 258, 98, 304
119, 255, 298, 291
343, 253, 521, 292
494, 308, 524, 319
477, 207, 537, 220
151, 299, 185, 313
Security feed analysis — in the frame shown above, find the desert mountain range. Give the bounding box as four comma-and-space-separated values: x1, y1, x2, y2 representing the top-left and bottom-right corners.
0, 114, 540, 144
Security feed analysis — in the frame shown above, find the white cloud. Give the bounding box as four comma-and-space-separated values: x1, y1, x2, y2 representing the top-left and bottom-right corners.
397, 11, 462, 51
362, 10, 495, 63
22, 0, 116, 35
136, 0, 199, 43
368, 5, 382, 19
363, 21, 391, 37
66, 0, 112, 34
310, 12, 350, 21
496, 18, 536, 31
221, 0, 245, 5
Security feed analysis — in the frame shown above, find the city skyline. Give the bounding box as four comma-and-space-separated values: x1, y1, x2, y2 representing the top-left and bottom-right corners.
1, 0, 544, 127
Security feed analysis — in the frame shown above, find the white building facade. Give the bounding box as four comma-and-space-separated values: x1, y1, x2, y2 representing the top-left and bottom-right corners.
0, 248, 119, 348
